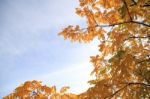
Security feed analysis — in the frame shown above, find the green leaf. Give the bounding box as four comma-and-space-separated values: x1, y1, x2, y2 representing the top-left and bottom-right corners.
118, 4, 126, 18
116, 50, 125, 58
100, 67, 106, 74
88, 80, 97, 85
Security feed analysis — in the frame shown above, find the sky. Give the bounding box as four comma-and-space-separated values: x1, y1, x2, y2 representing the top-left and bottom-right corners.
0, 0, 99, 98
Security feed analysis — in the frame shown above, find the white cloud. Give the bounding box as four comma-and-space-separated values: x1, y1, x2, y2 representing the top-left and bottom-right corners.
0, 0, 83, 58
36, 62, 95, 94
0, 0, 99, 98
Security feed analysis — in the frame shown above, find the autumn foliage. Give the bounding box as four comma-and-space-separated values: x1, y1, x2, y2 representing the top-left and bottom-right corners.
4, 0, 150, 99
3, 80, 78, 99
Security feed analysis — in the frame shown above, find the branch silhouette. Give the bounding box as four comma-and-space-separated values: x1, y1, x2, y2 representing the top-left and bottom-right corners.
107, 82, 150, 99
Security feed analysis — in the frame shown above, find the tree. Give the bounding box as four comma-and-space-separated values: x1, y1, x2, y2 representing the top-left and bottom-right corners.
3, 80, 78, 99
4, 0, 150, 99
59, 0, 150, 98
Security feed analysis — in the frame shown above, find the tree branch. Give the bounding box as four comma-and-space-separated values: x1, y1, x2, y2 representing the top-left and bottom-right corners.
106, 84, 128, 99
107, 82, 150, 99
138, 59, 150, 64
130, 0, 137, 6
131, 4, 150, 7
136, 68, 150, 83
80, 20, 150, 32
130, 1, 150, 7
131, 0, 137, 5
124, 35, 150, 41
122, 0, 133, 20
128, 82, 150, 87
143, 4, 150, 7
96, 20, 150, 28
79, 20, 150, 31
131, 21, 150, 27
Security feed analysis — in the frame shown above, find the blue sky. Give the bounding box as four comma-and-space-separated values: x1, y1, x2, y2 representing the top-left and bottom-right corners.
0, 0, 99, 98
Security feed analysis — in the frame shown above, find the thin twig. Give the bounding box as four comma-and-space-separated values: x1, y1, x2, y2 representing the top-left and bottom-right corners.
143, 4, 150, 7
128, 82, 150, 87
138, 59, 150, 64
106, 84, 128, 99
106, 82, 150, 99
122, 0, 133, 20
80, 20, 150, 31
131, 21, 150, 27
124, 35, 150, 41
130, 0, 137, 6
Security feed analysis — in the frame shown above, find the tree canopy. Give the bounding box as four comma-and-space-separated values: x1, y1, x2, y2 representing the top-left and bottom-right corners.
4, 0, 150, 99
3, 80, 78, 99
59, 0, 150, 98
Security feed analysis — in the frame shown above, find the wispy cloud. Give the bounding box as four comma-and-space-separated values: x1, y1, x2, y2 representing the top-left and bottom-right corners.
0, 0, 99, 98
31, 62, 95, 94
